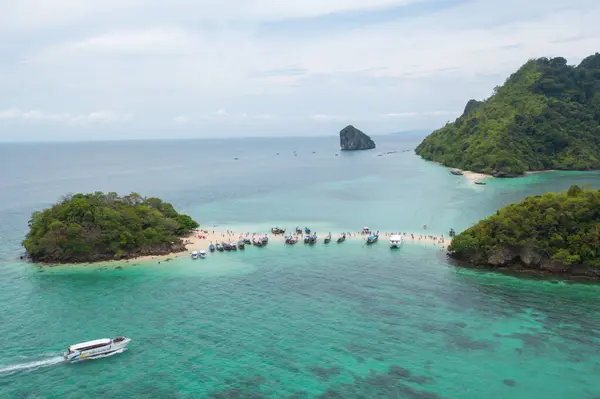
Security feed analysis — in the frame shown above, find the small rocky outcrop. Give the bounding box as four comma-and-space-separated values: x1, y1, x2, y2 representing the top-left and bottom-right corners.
340, 125, 375, 151
462, 99, 483, 117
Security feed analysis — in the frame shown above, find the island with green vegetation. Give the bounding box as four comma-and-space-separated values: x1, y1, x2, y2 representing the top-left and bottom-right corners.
448, 185, 600, 279
415, 53, 600, 177
23, 192, 199, 264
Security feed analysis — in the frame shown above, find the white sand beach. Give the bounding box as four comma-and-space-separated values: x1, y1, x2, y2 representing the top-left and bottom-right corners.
461, 170, 492, 183
129, 228, 453, 263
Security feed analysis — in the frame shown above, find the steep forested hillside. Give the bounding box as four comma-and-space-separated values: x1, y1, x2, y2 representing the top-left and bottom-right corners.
416, 54, 600, 176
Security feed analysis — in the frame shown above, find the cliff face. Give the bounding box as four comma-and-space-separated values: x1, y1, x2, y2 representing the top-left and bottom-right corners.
450, 245, 600, 280
340, 125, 376, 151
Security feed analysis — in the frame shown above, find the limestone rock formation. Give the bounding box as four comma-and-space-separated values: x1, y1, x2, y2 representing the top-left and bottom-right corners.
339, 125, 376, 151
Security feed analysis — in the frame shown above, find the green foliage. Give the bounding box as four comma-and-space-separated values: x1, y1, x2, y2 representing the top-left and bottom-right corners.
23, 192, 199, 263
416, 54, 600, 175
449, 186, 600, 267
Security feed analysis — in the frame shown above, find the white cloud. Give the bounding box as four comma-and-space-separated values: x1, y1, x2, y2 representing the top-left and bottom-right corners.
380, 112, 419, 118
312, 114, 346, 121
380, 110, 457, 118
252, 113, 276, 120
0, 108, 131, 125
1, 0, 600, 140
70, 28, 196, 55
173, 115, 191, 124
0, 0, 133, 31
233, 0, 421, 21
214, 108, 231, 117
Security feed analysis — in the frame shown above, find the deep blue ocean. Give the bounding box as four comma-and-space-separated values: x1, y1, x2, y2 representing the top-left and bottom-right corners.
1, 134, 600, 398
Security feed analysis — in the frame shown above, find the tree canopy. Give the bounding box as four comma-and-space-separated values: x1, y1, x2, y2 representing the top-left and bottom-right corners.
416, 54, 600, 176
449, 186, 600, 268
23, 192, 199, 263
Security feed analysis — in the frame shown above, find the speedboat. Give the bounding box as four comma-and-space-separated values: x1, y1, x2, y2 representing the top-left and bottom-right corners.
191, 250, 199, 259
389, 235, 403, 249
199, 250, 207, 258
64, 336, 131, 362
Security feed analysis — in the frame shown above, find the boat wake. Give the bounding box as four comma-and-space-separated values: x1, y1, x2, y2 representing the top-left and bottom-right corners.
0, 355, 64, 375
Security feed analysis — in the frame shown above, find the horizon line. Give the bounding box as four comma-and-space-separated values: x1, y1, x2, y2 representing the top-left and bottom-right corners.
0, 130, 430, 144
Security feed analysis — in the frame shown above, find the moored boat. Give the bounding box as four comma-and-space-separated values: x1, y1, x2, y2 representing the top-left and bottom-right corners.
305, 227, 311, 234
474, 181, 486, 185
337, 233, 346, 243
296, 226, 302, 234
262, 235, 269, 245
216, 243, 224, 252
229, 242, 237, 251
238, 241, 245, 249
449, 228, 456, 238
209, 243, 215, 252
288, 236, 298, 245
199, 250, 207, 258
389, 235, 403, 249
271, 227, 286, 235
324, 234, 332, 244
304, 235, 310, 244
191, 250, 199, 259
309, 234, 317, 245
64, 336, 131, 362
366, 233, 379, 245
253, 239, 264, 247
244, 237, 251, 245
222, 242, 232, 251
450, 170, 464, 176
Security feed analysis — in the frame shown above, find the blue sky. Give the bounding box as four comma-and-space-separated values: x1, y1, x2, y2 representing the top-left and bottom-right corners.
0, 0, 599, 141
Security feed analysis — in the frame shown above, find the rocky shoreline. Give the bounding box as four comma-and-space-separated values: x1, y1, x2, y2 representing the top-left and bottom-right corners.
29, 241, 187, 265
449, 246, 600, 280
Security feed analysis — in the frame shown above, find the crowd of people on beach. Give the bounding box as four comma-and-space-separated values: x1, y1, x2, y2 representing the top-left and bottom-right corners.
193, 226, 450, 250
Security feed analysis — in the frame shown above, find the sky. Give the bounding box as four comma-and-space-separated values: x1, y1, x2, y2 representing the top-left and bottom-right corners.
0, 0, 599, 141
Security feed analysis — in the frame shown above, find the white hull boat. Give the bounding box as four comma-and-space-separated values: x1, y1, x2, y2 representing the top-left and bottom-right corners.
191, 250, 199, 259
64, 336, 131, 362
199, 250, 207, 259
389, 235, 403, 249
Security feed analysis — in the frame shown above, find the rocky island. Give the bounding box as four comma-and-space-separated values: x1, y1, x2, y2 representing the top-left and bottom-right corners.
416, 53, 600, 177
23, 192, 199, 264
340, 125, 376, 151
448, 185, 600, 279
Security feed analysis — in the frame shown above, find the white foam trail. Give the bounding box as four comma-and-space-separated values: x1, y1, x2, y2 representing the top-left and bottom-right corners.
0, 356, 64, 374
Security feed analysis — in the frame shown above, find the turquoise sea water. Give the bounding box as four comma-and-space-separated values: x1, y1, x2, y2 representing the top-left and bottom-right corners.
1, 135, 600, 398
